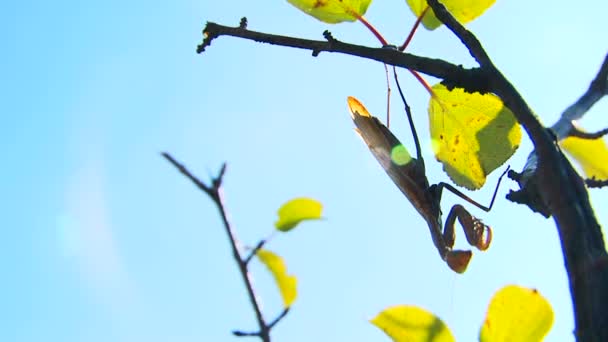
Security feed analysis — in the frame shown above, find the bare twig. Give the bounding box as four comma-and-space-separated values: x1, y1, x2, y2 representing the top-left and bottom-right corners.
232, 330, 260, 337
569, 126, 608, 140
162, 152, 272, 342
586, 178, 608, 189
553, 53, 608, 139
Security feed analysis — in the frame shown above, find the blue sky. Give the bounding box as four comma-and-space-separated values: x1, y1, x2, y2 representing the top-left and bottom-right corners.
3, 0, 608, 341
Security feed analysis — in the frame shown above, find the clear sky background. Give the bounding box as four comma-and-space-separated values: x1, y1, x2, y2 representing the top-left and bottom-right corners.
3, 0, 608, 341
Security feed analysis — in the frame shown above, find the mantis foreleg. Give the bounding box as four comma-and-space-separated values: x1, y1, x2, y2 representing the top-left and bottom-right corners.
444, 204, 492, 251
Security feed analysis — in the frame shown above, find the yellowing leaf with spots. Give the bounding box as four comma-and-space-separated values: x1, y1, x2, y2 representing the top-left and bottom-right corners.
428, 83, 521, 190
560, 134, 608, 181
286, 0, 372, 23
275, 198, 323, 232
406, 0, 496, 30
480, 285, 554, 342
371, 305, 455, 342
256, 249, 297, 308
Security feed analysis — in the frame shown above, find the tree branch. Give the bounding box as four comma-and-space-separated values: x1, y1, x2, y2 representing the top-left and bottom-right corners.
586, 178, 608, 189
199, 19, 492, 94
162, 152, 272, 342
569, 126, 608, 140
424, 1, 608, 340
553, 53, 608, 139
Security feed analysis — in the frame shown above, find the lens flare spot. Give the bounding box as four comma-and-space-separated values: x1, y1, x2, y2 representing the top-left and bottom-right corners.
391, 144, 412, 166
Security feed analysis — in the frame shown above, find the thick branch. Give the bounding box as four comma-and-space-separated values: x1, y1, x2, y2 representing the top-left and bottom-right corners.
162, 153, 271, 342
425, 1, 608, 340
508, 53, 608, 215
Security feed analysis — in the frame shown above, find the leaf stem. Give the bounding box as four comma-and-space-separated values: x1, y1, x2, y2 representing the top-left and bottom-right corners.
399, 6, 430, 51
355, 14, 388, 46
408, 69, 434, 97
244, 239, 268, 265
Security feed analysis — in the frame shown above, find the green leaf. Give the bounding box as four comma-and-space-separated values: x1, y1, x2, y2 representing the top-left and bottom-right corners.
275, 198, 323, 232
256, 249, 297, 308
428, 83, 521, 190
286, 0, 372, 23
480, 285, 554, 342
560, 134, 608, 181
406, 0, 496, 30
371, 305, 455, 342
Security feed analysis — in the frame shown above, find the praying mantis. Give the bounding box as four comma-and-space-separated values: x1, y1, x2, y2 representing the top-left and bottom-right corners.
348, 78, 509, 273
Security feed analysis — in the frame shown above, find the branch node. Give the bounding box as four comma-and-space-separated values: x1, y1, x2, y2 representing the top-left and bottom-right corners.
239, 17, 248, 29
323, 30, 336, 43
212, 162, 228, 189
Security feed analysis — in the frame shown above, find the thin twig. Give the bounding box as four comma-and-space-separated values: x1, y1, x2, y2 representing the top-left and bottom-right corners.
268, 308, 290, 329
569, 126, 608, 140
232, 330, 261, 337
162, 152, 214, 198
552, 53, 608, 139
586, 178, 608, 189
162, 152, 271, 342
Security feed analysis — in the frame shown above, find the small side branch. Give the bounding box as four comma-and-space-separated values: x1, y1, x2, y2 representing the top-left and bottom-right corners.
569, 126, 608, 140
162, 152, 271, 342
268, 308, 290, 330
553, 53, 608, 139
586, 178, 608, 189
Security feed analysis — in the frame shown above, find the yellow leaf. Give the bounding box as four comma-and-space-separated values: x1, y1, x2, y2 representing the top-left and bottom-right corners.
406, 0, 496, 30
560, 135, 608, 180
286, 0, 372, 23
428, 83, 521, 190
256, 249, 297, 308
275, 197, 323, 232
480, 285, 554, 342
371, 305, 455, 342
